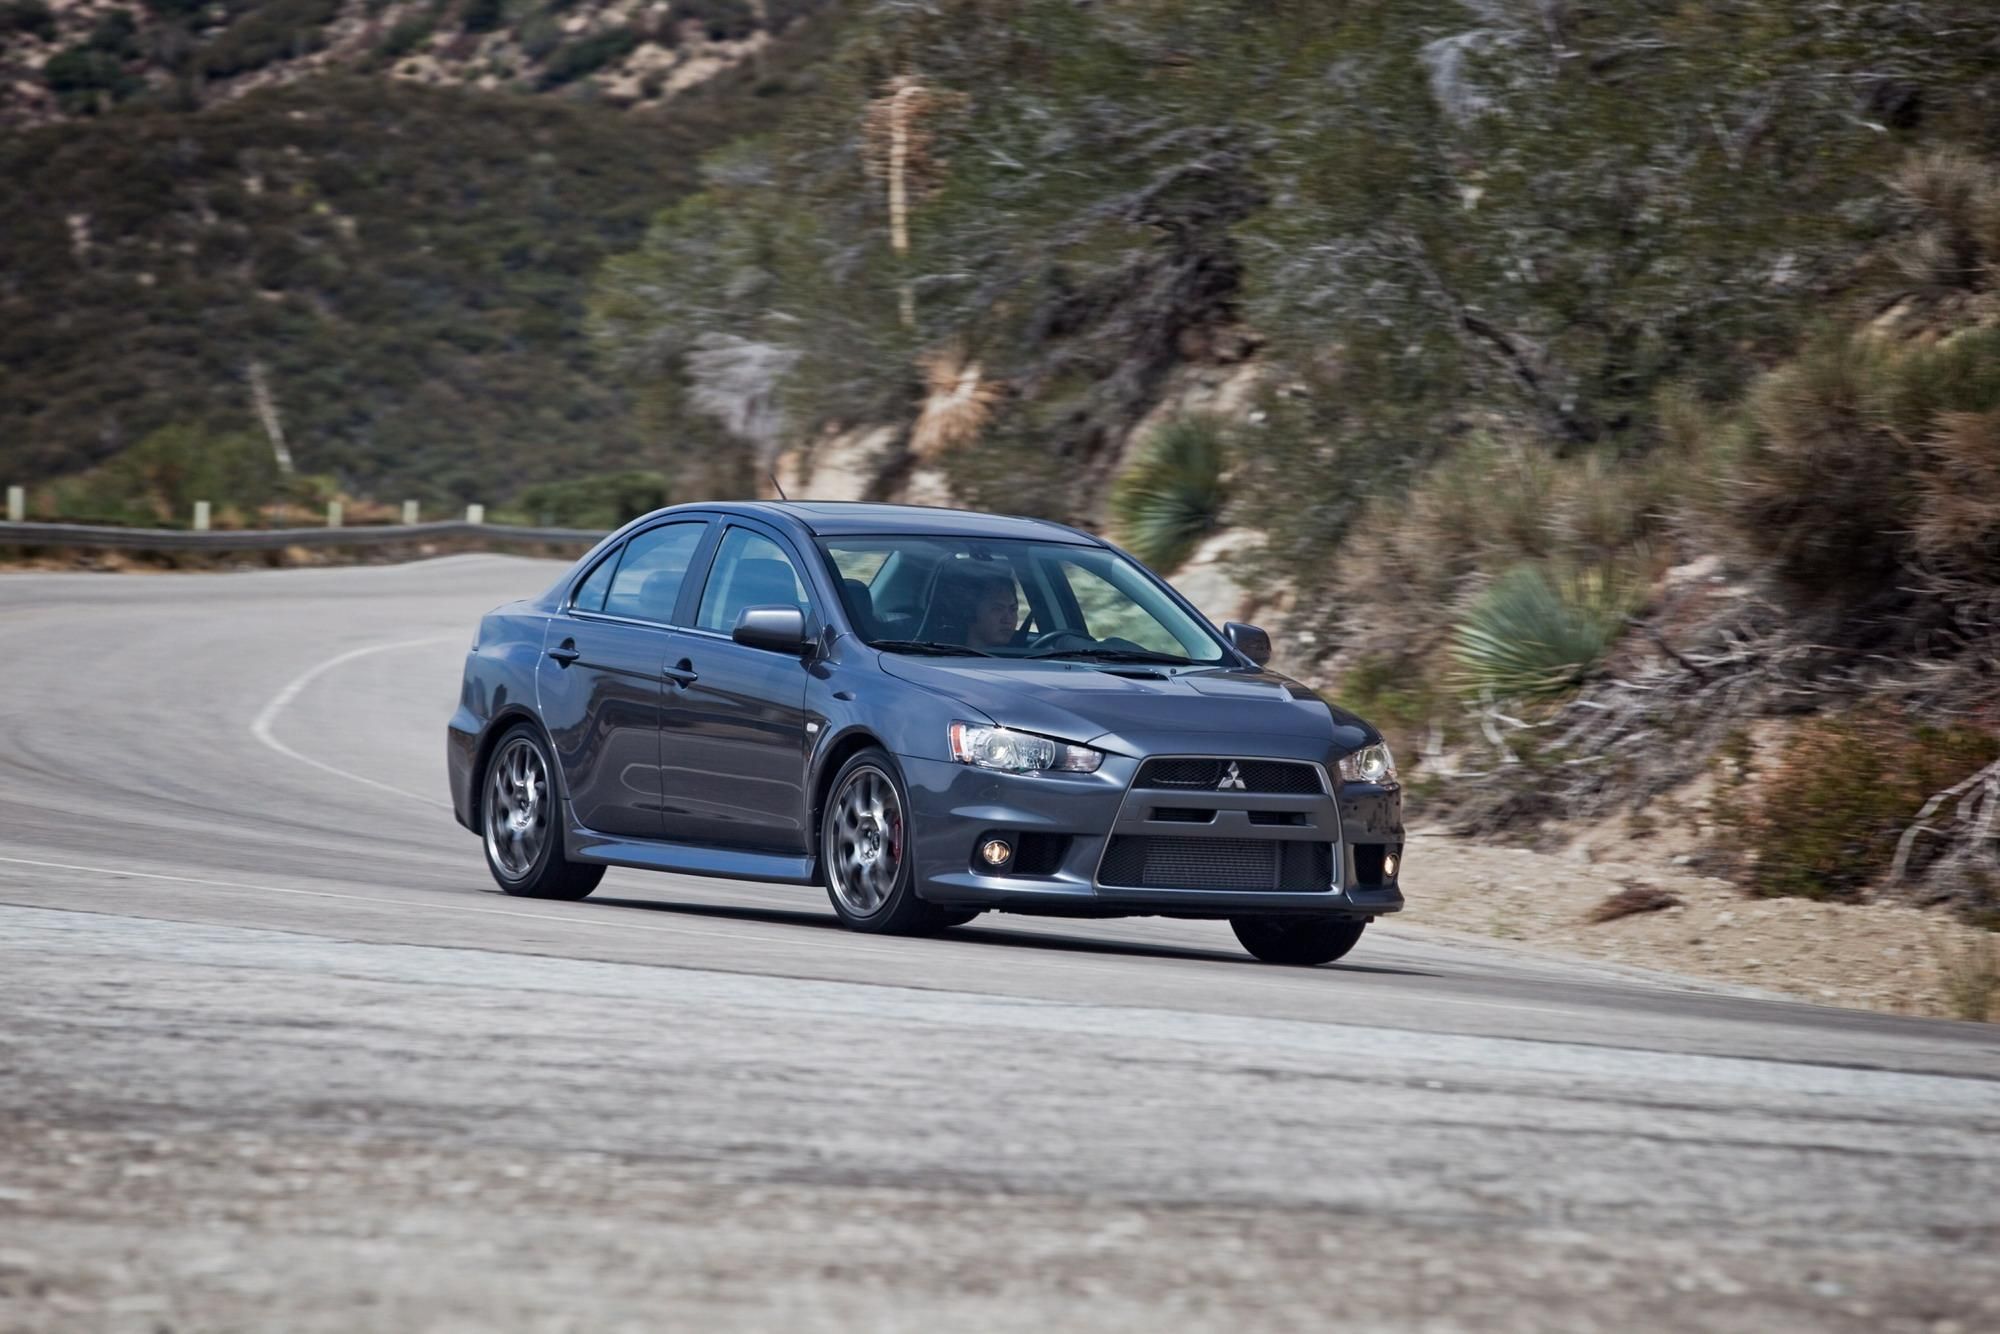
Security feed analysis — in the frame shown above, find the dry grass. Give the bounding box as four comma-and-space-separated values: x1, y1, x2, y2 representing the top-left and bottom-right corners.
1892, 149, 2000, 292
1915, 407, 2000, 591
909, 344, 1004, 461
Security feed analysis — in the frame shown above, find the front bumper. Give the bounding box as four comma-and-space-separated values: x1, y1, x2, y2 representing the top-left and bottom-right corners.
899, 749, 1404, 919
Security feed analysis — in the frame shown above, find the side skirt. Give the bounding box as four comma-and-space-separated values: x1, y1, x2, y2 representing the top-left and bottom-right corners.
566, 823, 820, 886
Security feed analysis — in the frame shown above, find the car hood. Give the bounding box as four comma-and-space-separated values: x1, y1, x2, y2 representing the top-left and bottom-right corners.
877, 656, 1379, 756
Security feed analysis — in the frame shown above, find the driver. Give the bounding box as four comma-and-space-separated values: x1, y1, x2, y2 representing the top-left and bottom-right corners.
965, 570, 1020, 650
930, 565, 1021, 649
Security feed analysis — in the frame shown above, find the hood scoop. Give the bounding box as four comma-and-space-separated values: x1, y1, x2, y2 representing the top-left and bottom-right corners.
1098, 668, 1170, 681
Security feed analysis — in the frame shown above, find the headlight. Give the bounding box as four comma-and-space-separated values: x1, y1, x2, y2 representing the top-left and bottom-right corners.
1338, 742, 1397, 786
949, 722, 1103, 774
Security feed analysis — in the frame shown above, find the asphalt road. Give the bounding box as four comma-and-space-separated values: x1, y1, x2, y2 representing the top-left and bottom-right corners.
1, 556, 1995, 1332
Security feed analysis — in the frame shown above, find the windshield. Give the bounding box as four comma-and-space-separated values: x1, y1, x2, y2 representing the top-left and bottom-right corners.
818, 535, 1231, 666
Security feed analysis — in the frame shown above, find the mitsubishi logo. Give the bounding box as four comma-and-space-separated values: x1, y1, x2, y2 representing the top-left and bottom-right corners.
1217, 761, 1247, 791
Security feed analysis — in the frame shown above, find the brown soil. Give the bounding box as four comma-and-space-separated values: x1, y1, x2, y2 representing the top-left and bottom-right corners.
1402, 828, 1998, 1021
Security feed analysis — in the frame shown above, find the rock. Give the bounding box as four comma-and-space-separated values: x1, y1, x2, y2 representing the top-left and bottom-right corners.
1170, 529, 1265, 625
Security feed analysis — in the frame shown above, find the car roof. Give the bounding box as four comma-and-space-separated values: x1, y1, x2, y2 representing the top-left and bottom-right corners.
717, 500, 1102, 544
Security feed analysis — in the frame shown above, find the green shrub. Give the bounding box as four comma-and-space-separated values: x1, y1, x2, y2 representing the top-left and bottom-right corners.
514, 470, 673, 529
51, 424, 291, 525
1745, 711, 2000, 903
537, 26, 639, 88
1450, 563, 1636, 701
515, 11, 560, 60
459, 0, 503, 34
87, 7, 141, 56
376, 14, 435, 62
43, 23, 145, 113
200, 0, 341, 79
1107, 414, 1229, 573
676, 0, 756, 41
143, 0, 208, 20
0, 0, 57, 40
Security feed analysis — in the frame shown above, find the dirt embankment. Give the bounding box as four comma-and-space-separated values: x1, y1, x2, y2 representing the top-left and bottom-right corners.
1401, 830, 1997, 1021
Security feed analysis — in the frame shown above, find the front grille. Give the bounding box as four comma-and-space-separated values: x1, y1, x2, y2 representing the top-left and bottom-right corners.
1098, 836, 1333, 892
1134, 758, 1323, 795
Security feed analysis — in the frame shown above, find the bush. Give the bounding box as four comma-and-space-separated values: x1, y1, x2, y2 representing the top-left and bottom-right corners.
1744, 711, 2000, 904
200, 0, 342, 79
1916, 407, 2000, 591
51, 424, 291, 525
376, 14, 436, 63
87, 7, 140, 56
1730, 335, 1914, 612
1892, 150, 2000, 292
1107, 415, 1229, 573
0, 0, 56, 40
460, 0, 503, 34
537, 26, 639, 89
1450, 563, 1636, 701
1725, 325, 2000, 624
676, 0, 756, 41
514, 470, 673, 529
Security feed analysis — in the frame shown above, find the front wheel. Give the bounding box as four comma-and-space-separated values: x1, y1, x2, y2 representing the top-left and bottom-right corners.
1230, 915, 1367, 966
481, 724, 604, 901
822, 748, 951, 935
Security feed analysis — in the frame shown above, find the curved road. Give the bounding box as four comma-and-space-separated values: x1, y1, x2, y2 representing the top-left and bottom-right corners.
1, 557, 1995, 1332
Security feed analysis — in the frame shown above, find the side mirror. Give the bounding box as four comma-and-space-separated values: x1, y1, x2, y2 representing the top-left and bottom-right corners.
732, 605, 810, 655
1224, 621, 1273, 667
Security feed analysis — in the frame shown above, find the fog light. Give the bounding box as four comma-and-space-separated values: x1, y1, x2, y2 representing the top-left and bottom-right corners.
980, 838, 1014, 868
1383, 852, 1399, 879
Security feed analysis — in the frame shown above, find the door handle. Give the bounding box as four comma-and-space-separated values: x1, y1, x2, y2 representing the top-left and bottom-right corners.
547, 640, 580, 667
663, 658, 699, 688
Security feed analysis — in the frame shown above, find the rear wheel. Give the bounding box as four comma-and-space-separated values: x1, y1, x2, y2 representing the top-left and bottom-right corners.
1230, 915, 1367, 966
482, 725, 604, 901
822, 748, 950, 935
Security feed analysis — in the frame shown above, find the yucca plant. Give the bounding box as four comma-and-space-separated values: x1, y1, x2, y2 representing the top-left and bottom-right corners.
1450, 563, 1635, 700
1109, 415, 1230, 572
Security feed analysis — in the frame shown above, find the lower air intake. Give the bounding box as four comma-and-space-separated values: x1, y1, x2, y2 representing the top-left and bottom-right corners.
1098, 837, 1333, 892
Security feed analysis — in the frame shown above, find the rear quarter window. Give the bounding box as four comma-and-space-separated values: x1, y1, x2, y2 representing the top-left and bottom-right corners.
571, 547, 620, 612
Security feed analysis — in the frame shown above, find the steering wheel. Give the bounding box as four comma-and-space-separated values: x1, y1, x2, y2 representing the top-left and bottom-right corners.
1025, 629, 1094, 654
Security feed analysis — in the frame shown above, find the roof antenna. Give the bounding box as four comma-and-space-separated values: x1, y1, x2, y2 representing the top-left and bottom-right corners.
769, 471, 789, 501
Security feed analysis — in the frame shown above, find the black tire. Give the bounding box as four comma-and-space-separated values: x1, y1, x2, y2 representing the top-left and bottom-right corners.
821, 747, 948, 935
480, 724, 604, 901
1230, 915, 1367, 966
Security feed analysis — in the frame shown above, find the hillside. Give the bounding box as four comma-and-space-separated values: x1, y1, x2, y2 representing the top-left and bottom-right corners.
7, 0, 2000, 951
0, 0, 824, 126
584, 0, 2000, 936
0, 1, 840, 508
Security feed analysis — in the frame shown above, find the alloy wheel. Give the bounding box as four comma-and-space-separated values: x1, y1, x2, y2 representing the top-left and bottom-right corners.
828, 765, 904, 916
484, 736, 549, 880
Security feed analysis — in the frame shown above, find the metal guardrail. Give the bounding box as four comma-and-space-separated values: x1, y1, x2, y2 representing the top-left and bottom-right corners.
0, 519, 607, 552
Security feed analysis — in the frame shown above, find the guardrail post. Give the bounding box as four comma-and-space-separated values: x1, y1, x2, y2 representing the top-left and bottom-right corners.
327, 500, 343, 529
6, 486, 23, 523
193, 500, 211, 532
402, 499, 419, 525
466, 503, 485, 525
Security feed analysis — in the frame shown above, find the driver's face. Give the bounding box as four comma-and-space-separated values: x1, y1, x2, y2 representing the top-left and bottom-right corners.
970, 590, 1017, 647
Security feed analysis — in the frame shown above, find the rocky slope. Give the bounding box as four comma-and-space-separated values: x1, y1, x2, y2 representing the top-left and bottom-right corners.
1, 0, 822, 126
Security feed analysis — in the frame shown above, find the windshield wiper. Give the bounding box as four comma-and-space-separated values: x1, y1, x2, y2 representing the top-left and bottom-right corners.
1025, 646, 1197, 666
868, 639, 998, 658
